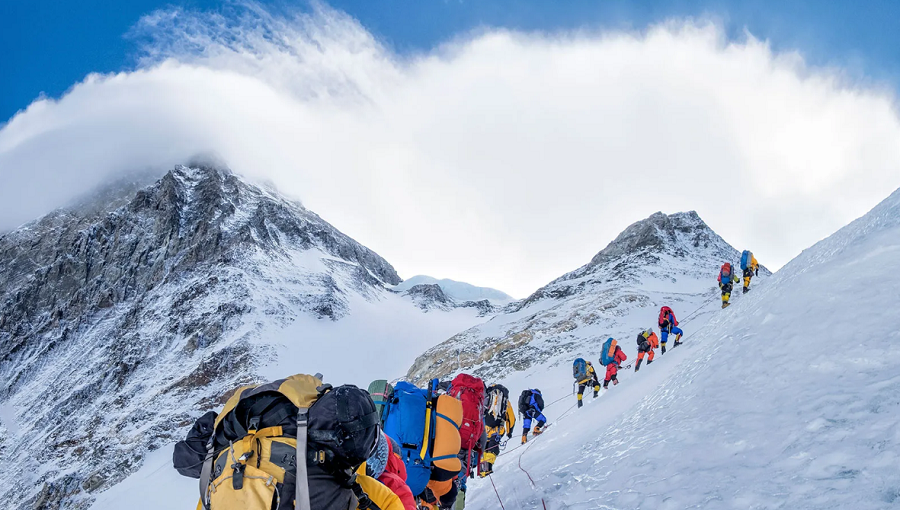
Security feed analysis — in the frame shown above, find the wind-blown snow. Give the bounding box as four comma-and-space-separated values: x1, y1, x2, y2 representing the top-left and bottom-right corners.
464, 188, 900, 509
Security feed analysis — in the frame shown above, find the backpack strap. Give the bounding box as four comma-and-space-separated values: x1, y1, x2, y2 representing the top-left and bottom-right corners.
295, 408, 311, 510
198, 438, 214, 510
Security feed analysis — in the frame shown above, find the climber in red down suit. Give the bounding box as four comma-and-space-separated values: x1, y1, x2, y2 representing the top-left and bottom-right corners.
603, 344, 628, 388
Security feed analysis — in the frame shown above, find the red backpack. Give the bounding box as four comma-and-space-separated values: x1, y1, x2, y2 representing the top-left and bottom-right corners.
720, 263, 733, 283
658, 306, 676, 327
448, 374, 486, 453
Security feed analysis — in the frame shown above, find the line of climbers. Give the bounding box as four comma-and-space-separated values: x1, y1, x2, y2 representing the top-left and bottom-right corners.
173, 371, 542, 510
718, 249, 759, 308
169, 255, 762, 510
572, 305, 684, 407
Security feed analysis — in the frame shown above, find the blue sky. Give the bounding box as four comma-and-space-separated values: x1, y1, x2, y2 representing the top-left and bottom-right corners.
2, 0, 900, 296
2, 0, 900, 124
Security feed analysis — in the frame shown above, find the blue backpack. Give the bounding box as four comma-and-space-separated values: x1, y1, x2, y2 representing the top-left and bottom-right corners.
740, 250, 752, 271
600, 338, 618, 365
572, 358, 588, 380
383, 380, 435, 495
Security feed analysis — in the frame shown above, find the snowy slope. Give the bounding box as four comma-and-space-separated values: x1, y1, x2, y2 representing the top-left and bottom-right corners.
394, 275, 515, 304
0, 165, 488, 510
465, 189, 900, 509
407, 211, 756, 385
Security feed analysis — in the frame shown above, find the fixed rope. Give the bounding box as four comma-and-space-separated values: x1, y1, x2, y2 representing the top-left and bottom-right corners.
488, 475, 506, 510
517, 434, 549, 510
678, 293, 720, 325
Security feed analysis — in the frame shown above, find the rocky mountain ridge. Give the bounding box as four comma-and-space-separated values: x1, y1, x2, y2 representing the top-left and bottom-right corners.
400, 283, 498, 315
407, 211, 753, 384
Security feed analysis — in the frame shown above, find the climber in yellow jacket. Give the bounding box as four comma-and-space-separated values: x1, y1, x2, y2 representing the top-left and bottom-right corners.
576, 362, 601, 408
742, 251, 759, 294
479, 384, 517, 476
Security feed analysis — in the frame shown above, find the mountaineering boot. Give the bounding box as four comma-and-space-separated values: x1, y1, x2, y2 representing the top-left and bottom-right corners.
479, 462, 493, 477
647, 359, 653, 365
661, 344, 666, 355
722, 301, 729, 309
593, 390, 599, 398
533, 424, 544, 436
521, 435, 528, 444
634, 359, 643, 372
743, 286, 749, 294
577, 399, 583, 408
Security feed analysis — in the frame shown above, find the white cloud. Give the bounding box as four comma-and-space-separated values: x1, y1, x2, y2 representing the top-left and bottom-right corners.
1, 4, 899, 298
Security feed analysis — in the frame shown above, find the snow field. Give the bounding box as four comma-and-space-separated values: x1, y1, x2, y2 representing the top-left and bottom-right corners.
467, 189, 900, 509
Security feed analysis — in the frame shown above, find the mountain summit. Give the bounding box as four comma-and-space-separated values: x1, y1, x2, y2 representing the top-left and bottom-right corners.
407, 211, 744, 384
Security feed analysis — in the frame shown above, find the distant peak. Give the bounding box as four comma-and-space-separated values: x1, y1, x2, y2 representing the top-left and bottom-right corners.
588, 211, 716, 267
394, 275, 514, 303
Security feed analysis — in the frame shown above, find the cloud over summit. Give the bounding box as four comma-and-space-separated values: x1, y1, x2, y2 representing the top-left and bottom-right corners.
1, 3, 898, 297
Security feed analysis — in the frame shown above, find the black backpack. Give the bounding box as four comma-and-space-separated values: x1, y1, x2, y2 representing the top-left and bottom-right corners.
532, 391, 544, 411
173, 375, 380, 510
518, 389, 531, 414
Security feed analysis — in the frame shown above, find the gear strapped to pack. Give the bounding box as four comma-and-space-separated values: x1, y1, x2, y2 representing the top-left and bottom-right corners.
180, 374, 384, 510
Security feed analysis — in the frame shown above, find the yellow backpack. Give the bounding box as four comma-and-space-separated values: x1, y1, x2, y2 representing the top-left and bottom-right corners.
177, 374, 385, 510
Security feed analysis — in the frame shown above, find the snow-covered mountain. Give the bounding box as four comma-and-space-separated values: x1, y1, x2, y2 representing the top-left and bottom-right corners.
393, 275, 515, 305
407, 211, 754, 385
462, 190, 900, 509
0, 165, 489, 510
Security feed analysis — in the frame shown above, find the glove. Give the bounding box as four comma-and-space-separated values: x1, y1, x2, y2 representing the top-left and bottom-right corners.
507, 432, 513, 439
755, 268, 759, 276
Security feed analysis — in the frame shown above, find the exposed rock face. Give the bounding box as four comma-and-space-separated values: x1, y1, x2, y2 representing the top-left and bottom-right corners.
402, 284, 499, 316
0, 165, 406, 509
407, 211, 754, 385
406, 283, 451, 306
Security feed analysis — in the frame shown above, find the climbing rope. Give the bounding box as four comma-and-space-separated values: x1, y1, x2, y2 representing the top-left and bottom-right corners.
517, 433, 549, 510
488, 474, 506, 510
678, 293, 721, 325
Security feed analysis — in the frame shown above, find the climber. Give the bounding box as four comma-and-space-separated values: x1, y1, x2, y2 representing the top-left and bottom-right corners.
573, 358, 601, 408
658, 306, 684, 352
634, 328, 659, 372
718, 262, 741, 308
740, 250, 759, 294
480, 384, 516, 477
383, 379, 463, 510
603, 343, 627, 388
173, 373, 404, 510
446, 374, 486, 509
518, 388, 546, 444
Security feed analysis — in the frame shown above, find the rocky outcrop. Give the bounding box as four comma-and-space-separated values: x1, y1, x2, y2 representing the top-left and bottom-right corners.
401, 284, 500, 316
